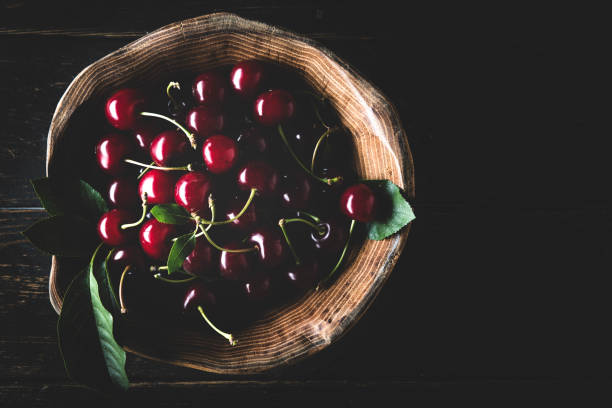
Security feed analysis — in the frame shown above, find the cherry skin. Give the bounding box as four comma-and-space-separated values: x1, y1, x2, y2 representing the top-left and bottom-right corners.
150, 130, 190, 167
285, 260, 321, 291
202, 135, 238, 174
225, 193, 258, 230
230, 60, 267, 98
219, 242, 256, 281
279, 172, 311, 209
139, 218, 178, 261
108, 178, 139, 208
247, 227, 287, 269
183, 237, 217, 277
310, 219, 347, 254
253, 89, 295, 126
185, 105, 225, 140
96, 133, 136, 176
133, 123, 160, 151
106, 245, 147, 288
237, 160, 279, 196
236, 126, 269, 156
192, 71, 227, 106
183, 281, 217, 312
174, 171, 213, 215
97, 209, 137, 246
138, 169, 177, 204
105, 88, 147, 130
340, 183, 377, 222
243, 273, 272, 302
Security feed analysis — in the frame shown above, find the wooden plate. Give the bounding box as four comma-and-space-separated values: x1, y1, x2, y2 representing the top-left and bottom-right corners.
47, 12, 415, 374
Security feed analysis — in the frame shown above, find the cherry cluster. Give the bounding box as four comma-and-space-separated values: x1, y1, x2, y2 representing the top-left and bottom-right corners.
93, 60, 379, 343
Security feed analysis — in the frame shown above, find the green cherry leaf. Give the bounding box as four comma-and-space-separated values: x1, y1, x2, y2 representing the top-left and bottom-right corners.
363, 180, 416, 241
167, 233, 196, 275
22, 215, 98, 257
31, 178, 108, 221
150, 204, 192, 224
91, 245, 120, 316
57, 251, 129, 392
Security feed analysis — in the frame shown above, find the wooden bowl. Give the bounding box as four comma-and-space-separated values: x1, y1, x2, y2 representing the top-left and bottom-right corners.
47, 12, 414, 374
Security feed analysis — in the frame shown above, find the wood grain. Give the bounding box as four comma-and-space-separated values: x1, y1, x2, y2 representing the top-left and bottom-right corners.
45, 12, 414, 374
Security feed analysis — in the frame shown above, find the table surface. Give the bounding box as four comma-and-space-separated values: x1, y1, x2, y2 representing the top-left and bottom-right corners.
1, 1, 611, 405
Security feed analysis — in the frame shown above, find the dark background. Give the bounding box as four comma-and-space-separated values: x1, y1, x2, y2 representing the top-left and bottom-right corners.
1, 0, 611, 405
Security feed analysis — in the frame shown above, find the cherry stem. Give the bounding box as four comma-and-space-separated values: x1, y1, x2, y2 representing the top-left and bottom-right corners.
137, 162, 155, 179
154, 273, 197, 283
124, 158, 191, 171
194, 188, 257, 228
299, 211, 320, 223
205, 195, 215, 232
282, 217, 325, 236
198, 223, 258, 253
166, 81, 181, 110
278, 219, 301, 266
121, 194, 148, 229
278, 124, 342, 186
140, 111, 197, 149
294, 90, 331, 129
119, 265, 130, 314
316, 219, 356, 290
197, 305, 237, 346
310, 127, 338, 172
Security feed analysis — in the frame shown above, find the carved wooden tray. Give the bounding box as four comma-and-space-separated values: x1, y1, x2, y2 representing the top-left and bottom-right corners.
47, 12, 415, 374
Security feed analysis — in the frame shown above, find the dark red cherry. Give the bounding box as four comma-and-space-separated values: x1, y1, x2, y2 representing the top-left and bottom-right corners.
311, 219, 347, 254
97, 209, 137, 246
105, 88, 147, 130
237, 160, 279, 196
96, 133, 135, 176
340, 183, 377, 222
138, 169, 177, 204
139, 218, 177, 261
279, 172, 311, 209
225, 193, 258, 230
133, 123, 160, 150
150, 130, 190, 167
236, 126, 270, 156
107, 245, 147, 288
202, 135, 238, 174
183, 281, 217, 312
183, 237, 217, 277
247, 227, 287, 269
285, 261, 321, 291
230, 60, 267, 98
253, 89, 295, 126
185, 105, 225, 140
219, 242, 256, 281
108, 178, 139, 208
192, 71, 227, 106
174, 171, 213, 215
243, 273, 272, 302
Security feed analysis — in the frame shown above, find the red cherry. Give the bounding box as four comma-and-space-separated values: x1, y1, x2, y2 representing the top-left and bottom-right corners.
105, 88, 147, 130
192, 71, 228, 106
183, 237, 217, 277
107, 245, 147, 277
108, 178, 139, 208
150, 130, 190, 167
138, 169, 177, 204
236, 126, 270, 156
225, 193, 258, 230
97, 209, 137, 246
285, 261, 321, 290
243, 273, 272, 302
133, 123, 160, 150
237, 160, 279, 196
230, 61, 266, 98
279, 172, 312, 209
253, 89, 295, 126
247, 227, 287, 269
310, 219, 347, 254
96, 133, 135, 176
219, 243, 256, 281
202, 134, 238, 174
139, 218, 177, 261
185, 105, 225, 140
339, 183, 377, 222
183, 281, 217, 312
174, 171, 213, 215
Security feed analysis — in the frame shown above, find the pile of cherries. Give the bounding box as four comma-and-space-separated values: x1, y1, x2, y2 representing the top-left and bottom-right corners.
94, 61, 380, 344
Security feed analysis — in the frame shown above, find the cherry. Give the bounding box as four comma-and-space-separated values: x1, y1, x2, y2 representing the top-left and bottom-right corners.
253, 89, 295, 126
279, 172, 311, 209
230, 60, 267, 98
139, 218, 178, 260
219, 242, 256, 281
185, 105, 225, 140
236, 126, 270, 156
224, 193, 258, 230
183, 281, 217, 312
107, 245, 147, 289
138, 169, 177, 204
340, 183, 377, 222
133, 123, 160, 150
96, 133, 136, 176
183, 237, 217, 277
285, 261, 321, 291
108, 178, 139, 208
150, 130, 190, 167
192, 71, 227, 106
243, 273, 272, 302
97, 209, 137, 246
202, 135, 238, 174
174, 171, 213, 215
311, 219, 347, 254
247, 227, 287, 269
237, 160, 279, 196
105, 88, 147, 130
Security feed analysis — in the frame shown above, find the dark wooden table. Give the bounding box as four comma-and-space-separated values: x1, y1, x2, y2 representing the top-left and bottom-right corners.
2, 1, 611, 405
